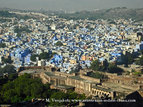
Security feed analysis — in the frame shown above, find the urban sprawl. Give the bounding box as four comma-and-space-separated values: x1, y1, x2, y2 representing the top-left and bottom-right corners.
1, 11, 143, 100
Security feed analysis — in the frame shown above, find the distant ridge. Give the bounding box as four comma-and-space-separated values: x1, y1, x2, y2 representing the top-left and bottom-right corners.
0, 7, 143, 21
57, 7, 143, 21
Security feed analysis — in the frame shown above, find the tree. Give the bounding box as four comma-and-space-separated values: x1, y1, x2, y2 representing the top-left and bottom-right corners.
8, 73, 18, 81
0, 73, 86, 105
136, 55, 143, 65
2, 65, 16, 74
70, 63, 81, 74
107, 64, 124, 75
121, 52, 134, 67
0, 43, 6, 48
16, 32, 21, 37
42, 83, 52, 98
126, 52, 134, 64
87, 72, 108, 79
0, 11, 16, 17
39, 52, 52, 60
52, 52, 57, 57
90, 60, 102, 71
67, 90, 79, 99
55, 41, 63, 46
14, 26, 32, 34
0, 67, 3, 75
30, 81, 44, 98
102, 59, 109, 71
2, 56, 13, 64
49, 91, 67, 106
0, 74, 45, 103
30, 54, 38, 62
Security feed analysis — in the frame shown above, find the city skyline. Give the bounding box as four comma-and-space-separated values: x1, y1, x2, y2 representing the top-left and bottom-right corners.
0, 0, 143, 11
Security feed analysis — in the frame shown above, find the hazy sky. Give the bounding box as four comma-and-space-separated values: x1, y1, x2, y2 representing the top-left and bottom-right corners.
0, 0, 143, 11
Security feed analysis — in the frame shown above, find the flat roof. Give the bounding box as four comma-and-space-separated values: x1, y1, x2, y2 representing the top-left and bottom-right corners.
45, 72, 54, 76
102, 82, 136, 94
45, 72, 66, 79
92, 86, 112, 92
54, 85, 75, 89
70, 76, 84, 81
70, 76, 97, 84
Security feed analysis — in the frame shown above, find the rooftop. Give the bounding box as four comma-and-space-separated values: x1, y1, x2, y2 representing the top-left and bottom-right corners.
70, 76, 84, 81
53, 85, 75, 89
92, 85, 112, 92
45, 71, 54, 76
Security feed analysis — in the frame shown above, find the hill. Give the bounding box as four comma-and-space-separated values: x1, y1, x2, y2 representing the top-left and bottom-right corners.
57, 7, 143, 21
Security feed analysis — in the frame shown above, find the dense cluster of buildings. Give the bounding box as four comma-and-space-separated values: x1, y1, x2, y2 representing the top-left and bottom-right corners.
0, 12, 143, 73
1, 11, 143, 105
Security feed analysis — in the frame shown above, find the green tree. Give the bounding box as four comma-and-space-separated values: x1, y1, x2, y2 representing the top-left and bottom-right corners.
66, 90, 86, 105
0, 43, 6, 48
90, 60, 102, 71
49, 91, 67, 106
39, 52, 52, 60
55, 41, 63, 46
136, 55, 143, 65
107, 64, 124, 75
52, 52, 57, 57
2, 65, 16, 74
121, 52, 134, 67
42, 83, 52, 98
126, 52, 134, 64
2, 56, 13, 64
0, 67, 3, 75
30, 80, 44, 98
0, 11, 16, 17
0, 74, 45, 103
30, 54, 38, 62
0, 73, 86, 105
67, 90, 78, 99
87, 72, 108, 79
14, 26, 32, 34
16, 32, 21, 37
102, 59, 109, 71
8, 73, 18, 81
